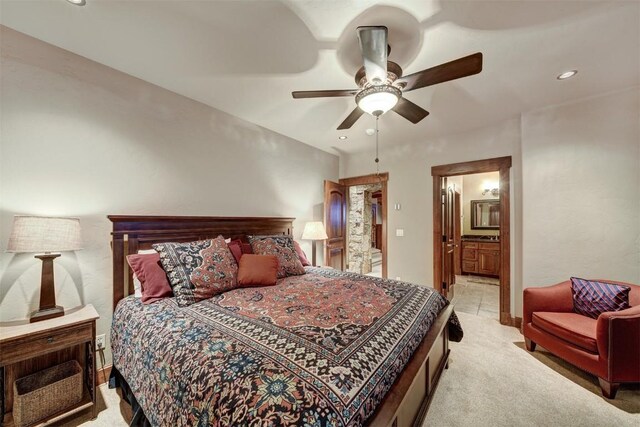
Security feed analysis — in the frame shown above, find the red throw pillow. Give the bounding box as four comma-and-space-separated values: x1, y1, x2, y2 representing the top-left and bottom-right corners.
227, 239, 243, 264
126, 253, 173, 304
293, 240, 311, 266
237, 255, 278, 287
227, 239, 255, 264
241, 242, 253, 255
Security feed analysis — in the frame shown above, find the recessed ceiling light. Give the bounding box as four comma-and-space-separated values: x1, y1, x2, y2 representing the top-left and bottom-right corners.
66, 0, 86, 5
557, 70, 577, 80
365, 128, 375, 136
338, 136, 348, 140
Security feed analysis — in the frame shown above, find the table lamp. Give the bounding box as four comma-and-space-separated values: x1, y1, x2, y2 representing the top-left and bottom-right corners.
7, 216, 82, 322
301, 221, 328, 267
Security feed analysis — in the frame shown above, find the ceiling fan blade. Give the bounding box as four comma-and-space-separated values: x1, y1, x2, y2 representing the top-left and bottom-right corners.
357, 26, 388, 85
392, 97, 429, 124
292, 89, 359, 99
337, 107, 364, 130
398, 52, 483, 92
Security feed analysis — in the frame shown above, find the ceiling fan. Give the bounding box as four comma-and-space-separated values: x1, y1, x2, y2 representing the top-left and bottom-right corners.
292, 26, 483, 130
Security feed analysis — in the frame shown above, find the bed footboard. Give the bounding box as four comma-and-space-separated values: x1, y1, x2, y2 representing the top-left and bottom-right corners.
367, 304, 453, 427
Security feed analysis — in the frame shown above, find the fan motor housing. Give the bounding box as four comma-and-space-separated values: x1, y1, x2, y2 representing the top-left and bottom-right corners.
355, 61, 403, 88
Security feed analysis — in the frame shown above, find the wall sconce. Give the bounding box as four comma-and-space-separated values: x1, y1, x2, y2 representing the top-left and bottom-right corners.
482, 188, 499, 197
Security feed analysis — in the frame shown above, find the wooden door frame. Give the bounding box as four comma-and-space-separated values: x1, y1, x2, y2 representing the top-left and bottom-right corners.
453, 189, 462, 277
339, 173, 388, 279
432, 157, 513, 325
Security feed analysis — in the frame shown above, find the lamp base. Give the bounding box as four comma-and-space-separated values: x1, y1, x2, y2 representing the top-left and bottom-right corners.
30, 305, 65, 323
311, 242, 317, 267
32, 253, 64, 323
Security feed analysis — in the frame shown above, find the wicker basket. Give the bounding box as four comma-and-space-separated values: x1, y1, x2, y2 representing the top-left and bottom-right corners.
13, 360, 83, 427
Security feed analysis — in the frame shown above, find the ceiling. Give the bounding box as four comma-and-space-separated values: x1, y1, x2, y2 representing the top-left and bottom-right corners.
1, 0, 638, 155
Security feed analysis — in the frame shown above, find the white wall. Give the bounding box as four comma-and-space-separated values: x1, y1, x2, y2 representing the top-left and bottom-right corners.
522, 89, 640, 287
0, 28, 338, 363
340, 118, 522, 315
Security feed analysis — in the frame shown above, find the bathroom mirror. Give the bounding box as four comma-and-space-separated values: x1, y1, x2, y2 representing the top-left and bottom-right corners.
471, 199, 500, 229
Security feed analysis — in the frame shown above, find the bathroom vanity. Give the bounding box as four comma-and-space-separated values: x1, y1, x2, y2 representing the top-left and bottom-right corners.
461, 236, 500, 277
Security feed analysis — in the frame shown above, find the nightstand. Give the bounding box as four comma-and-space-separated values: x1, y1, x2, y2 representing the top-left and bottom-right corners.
0, 305, 99, 426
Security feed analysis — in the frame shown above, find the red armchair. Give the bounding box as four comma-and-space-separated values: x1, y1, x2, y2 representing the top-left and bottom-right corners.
523, 280, 640, 399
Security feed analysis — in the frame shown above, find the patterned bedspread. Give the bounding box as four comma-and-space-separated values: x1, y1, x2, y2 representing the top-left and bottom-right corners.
111, 268, 463, 426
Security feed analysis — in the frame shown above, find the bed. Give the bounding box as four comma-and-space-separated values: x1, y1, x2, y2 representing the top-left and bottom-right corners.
108, 215, 462, 427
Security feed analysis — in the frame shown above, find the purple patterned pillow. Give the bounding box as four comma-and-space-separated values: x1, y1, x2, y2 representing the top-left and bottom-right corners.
153, 236, 238, 306
570, 277, 631, 319
249, 235, 305, 278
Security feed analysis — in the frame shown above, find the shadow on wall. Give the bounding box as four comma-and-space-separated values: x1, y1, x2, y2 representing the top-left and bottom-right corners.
0, 251, 85, 321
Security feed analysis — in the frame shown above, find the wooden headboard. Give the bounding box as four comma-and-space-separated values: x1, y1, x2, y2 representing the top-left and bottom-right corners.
108, 215, 295, 310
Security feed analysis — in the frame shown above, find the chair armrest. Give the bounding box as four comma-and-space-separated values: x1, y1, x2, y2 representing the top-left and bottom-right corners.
523, 281, 573, 325
596, 305, 640, 380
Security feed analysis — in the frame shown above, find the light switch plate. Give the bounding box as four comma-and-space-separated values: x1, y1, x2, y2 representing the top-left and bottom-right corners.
396, 228, 404, 237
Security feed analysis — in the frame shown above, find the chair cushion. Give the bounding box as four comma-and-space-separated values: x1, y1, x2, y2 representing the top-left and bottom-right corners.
571, 277, 631, 319
532, 312, 598, 353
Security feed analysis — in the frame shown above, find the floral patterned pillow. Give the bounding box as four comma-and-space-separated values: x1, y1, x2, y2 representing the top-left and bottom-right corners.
249, 235, 306, 278
153, 236, 238, 306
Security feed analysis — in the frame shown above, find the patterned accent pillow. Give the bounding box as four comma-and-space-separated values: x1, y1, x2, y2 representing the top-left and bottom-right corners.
153, 236, 238, 306
571, 277, 631, 319
249, 235, 306, 278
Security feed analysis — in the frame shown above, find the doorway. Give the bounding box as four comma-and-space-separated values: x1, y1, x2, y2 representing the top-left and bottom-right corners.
324, 173, 388, 278
432, 157, 513, 326
448, 172, 501, 321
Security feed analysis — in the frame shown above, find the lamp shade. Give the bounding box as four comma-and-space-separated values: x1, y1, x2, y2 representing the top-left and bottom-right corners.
301, 221, 328, 241
7, 216, 82, 253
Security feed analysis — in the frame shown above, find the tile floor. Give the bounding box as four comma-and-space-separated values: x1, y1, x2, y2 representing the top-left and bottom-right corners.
365, 263, 382, 278
452, 275, 500, 320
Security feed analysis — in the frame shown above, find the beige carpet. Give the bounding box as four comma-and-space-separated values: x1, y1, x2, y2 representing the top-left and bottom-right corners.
58, 311, 639, 426
424, 312, 639, 426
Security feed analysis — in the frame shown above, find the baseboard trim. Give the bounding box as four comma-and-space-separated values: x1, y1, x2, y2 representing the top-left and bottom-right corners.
97, 364, 112, 385
502, 313, 522, 330
513, 316, 522, 330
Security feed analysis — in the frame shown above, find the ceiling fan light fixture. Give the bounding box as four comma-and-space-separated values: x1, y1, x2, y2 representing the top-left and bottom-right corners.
66, 0, 86, 5
356, 85, 400, 116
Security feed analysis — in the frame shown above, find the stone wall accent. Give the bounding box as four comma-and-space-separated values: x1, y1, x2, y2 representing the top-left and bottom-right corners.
347, 183, 381, 274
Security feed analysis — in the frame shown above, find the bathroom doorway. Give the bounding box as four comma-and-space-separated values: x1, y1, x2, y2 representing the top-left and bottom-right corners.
447, 172, 501, 321
432, 157, 514, 326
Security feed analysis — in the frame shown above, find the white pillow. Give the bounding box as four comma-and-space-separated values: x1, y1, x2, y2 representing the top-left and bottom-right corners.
132, 249, 157, 298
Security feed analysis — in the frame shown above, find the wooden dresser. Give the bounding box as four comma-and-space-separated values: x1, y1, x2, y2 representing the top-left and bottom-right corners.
461, 240, 500, 277
0, 305, 99, 426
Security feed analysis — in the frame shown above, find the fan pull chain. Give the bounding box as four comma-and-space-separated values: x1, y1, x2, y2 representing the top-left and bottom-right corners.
375, 115, 380, 176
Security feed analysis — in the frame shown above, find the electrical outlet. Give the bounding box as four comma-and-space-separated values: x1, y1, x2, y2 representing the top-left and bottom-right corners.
96, 334, 106, 350
395, 276, 401, 281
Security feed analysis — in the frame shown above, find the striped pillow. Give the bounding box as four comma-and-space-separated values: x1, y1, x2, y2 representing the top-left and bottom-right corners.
570, 277, 631, 319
